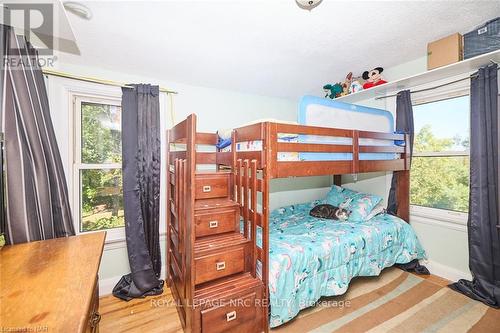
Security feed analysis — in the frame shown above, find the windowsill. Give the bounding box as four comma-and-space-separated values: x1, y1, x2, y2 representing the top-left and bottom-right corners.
103, 236, 128, 250
410, 205, 468, 227
102, 232, 167, 251
77, 229, 167, 251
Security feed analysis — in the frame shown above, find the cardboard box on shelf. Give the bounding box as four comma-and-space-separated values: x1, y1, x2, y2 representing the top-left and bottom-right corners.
427, 33, 463, 70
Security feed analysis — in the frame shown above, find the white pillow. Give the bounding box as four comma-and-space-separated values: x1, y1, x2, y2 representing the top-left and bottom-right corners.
365, 201, 386, 220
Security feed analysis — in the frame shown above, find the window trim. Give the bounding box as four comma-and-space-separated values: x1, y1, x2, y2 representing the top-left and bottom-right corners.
73, 94, 125, 242
411, 80, 469, 106
411, 205, 468, 225
410, 89, 470, 222
413, 151, 469, 157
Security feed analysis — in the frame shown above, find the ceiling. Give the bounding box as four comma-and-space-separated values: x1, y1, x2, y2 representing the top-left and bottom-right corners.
58, 0, 500, 99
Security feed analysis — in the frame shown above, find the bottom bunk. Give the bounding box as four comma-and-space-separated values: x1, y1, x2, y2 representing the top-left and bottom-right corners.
255, 186, 426, 328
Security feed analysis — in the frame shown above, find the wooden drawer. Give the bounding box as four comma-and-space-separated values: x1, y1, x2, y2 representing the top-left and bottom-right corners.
195, 174, 230, 199
195, 208, 238, 238
201, 292, 258, 333
195, 247, 244, 285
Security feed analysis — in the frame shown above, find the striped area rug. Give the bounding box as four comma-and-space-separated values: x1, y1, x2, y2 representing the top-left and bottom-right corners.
273, 268, 500, 333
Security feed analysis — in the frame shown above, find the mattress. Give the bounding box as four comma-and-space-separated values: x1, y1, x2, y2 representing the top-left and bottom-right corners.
259, 200, 426, 328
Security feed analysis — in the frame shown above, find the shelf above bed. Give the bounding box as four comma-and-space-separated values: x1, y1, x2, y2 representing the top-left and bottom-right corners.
335, 49, 500, 104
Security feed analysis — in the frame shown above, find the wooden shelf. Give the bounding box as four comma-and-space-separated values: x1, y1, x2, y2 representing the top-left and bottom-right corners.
335, 49, 500, 104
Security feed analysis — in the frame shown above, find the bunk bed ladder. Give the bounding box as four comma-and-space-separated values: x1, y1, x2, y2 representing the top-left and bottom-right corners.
169, 114, 266, 333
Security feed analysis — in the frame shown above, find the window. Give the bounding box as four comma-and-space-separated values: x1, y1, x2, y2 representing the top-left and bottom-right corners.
410, 95, 470, 213
74, 96, 124, 234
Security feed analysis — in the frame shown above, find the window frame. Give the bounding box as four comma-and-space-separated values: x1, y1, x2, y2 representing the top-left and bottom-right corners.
73, 94, 125, 242
410, 89, 470, 224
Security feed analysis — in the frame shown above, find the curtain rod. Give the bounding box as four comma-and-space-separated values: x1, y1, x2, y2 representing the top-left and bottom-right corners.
42, 69, 178, 95
375, 60, 499, 100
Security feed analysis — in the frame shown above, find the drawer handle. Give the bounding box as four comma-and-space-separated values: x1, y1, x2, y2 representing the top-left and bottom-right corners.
90, 312, 101, 329
226, 310, 237, 322
209, 220, 218, 228
203, 185, 211, 193
216, 261, 226, 271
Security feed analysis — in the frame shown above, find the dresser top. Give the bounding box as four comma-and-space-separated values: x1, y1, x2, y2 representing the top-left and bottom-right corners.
0, 232, 106, 332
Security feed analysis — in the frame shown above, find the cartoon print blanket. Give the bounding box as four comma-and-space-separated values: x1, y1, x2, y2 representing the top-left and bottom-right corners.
266, 201, 426, 327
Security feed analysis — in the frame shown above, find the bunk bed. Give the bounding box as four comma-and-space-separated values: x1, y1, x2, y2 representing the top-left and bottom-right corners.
166, 113, 424, 333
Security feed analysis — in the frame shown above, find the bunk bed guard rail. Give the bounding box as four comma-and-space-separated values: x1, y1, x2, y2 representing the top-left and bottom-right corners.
231, 122, 410, 178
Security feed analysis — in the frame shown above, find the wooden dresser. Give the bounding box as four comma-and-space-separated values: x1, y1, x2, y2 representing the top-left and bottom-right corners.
167, 115, 266, 332
0, 232, 106, 333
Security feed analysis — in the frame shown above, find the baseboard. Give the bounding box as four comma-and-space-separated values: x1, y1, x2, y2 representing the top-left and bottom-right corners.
99, 275, 120, 296
422, 259, 472, 282
100, 261, 471, 295
99, 262, 471, 296
99, 265, 167, 297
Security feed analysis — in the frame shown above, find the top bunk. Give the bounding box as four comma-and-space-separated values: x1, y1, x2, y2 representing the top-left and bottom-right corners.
229, 120, 409, 178
167, 112, 410, 179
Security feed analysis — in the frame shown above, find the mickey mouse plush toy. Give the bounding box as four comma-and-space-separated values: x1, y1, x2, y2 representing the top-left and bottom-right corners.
362, 67, 387, 89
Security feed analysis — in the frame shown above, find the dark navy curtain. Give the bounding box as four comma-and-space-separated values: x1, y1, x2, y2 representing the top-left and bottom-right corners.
387, 90, 414, 215
113, 84, 163, 301
449, 64, 500, 308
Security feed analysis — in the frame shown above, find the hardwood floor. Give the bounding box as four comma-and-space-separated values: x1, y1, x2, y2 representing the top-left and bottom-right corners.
99, 287, 182, 333
98, 272, 450, 333
415, 271, 451, 287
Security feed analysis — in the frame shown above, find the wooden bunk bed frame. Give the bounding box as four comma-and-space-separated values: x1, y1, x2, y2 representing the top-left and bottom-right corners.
167, 114, 410, 333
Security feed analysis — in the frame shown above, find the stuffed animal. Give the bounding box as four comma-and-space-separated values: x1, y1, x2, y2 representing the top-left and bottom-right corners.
295, 0, 323, 10
341, 72, 353, 96
362, 67, 387, 89
349, 76, 364, 94
323, 83, 343, 99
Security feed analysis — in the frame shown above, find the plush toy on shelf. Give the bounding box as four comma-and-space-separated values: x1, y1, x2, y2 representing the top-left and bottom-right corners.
362, 67, 388, 89
349, 75, 364, 94
341, 72, 353, 96
323, 83, 343, 99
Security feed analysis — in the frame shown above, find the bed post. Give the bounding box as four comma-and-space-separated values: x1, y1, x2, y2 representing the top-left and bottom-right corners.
395, 170, 410, 222
261, 122, 275, 333
396, 133, 411, 222
333, 175, 342, 186
185, 114, 196, 332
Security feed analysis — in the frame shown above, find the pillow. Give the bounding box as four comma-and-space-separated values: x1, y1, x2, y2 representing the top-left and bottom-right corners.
342, 193, 383, 221
364, 201, 386, 220
325, 185, 357, 206
325, 185, 383, 222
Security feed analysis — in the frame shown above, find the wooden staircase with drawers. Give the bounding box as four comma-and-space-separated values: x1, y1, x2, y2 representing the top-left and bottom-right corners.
167, 115, 266, 333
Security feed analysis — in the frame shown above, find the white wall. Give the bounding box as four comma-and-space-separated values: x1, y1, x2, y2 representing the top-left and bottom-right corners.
51, 61, 298, 129
47, 60, 331, 295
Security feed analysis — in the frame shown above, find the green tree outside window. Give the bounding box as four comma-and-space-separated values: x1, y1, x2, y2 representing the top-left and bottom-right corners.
80, 102, 124, 232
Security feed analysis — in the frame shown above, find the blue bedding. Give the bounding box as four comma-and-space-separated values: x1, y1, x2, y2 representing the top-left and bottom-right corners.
264, 200, 426, 328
